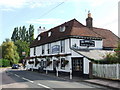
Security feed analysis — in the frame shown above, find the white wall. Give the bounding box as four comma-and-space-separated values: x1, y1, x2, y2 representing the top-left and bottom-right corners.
30, 48, 34, 57
83, 58, 90, 74
36, 46, 41, 56
70, 38, 103, 49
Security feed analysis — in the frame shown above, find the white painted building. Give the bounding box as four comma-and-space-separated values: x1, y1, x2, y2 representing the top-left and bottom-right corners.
24, 13, 119, 78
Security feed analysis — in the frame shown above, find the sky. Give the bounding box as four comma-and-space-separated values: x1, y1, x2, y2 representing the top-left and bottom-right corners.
0, 0, 119, 45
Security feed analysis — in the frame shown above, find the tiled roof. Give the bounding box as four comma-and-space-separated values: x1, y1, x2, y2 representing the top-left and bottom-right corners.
92, 28, 119, 48
30, 19, 119, 48
74, 49, 115, 60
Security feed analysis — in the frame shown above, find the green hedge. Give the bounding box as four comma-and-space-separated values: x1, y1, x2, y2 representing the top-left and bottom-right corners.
0, 59, 11, 67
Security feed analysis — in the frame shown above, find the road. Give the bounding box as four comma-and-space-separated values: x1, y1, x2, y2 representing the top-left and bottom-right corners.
1, 68, 111, 89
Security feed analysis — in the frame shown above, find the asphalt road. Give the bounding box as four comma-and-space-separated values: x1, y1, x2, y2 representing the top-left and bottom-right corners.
1, 68, 111, 90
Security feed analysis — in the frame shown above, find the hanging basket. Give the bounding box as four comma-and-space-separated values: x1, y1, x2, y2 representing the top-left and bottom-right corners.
28, 61, 34, 64
47, 61, 52, 66
56, 60, 60, 67
35, 59, 40, 66
64, 60, 69, 66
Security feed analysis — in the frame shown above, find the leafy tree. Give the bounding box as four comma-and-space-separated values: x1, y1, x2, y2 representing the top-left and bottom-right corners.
29, 24, 34, 43
19, 26, 22, 40
14, 40, 30, 63
114, 42, 120, 63
11, 27, 19, 42
25, 31, 29, 42
11, 24, 34, 43
10, 24, 35, 63
22, 26, 27, 41
2, 39, 20, 65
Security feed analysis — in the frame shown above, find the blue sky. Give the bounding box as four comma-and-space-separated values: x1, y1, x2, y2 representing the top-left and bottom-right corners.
0, 0, 119, 45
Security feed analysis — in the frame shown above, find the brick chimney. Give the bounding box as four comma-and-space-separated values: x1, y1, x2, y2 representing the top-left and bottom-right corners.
86, 11, 93, 28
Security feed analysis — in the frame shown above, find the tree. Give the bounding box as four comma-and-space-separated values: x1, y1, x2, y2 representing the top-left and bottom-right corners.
114, 42, 120, 63
21, 26, 26, 41
25, 31, 29, 42
29, 24, 34, 43
11, 24, 34, 43
14, 40, 30, 63
10, 24, 35, 63
11, 27, 19, 42
19, 26, 22, 40
2, 39, 20, 65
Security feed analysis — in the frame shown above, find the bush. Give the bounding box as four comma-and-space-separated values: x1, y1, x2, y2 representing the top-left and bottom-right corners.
94, 53, 119, 64
0, 59, 11, 67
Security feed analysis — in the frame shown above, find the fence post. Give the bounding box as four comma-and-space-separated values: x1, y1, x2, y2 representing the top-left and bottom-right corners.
116, 63, 119, 79
89, 62, 93, 78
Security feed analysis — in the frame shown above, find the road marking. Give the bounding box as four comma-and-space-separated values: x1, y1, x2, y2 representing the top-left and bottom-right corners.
37, 83, 54, 90
21, 77, 53, 90
15, 74, 20, 77
22, 77, 34, 83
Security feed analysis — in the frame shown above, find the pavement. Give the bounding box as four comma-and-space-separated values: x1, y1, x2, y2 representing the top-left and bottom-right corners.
40, 71, 120, 90
84, 79, 120, 89
1, 68, 28, 88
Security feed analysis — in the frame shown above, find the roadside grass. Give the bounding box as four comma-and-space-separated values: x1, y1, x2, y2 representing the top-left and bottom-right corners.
0, 67, 11, 68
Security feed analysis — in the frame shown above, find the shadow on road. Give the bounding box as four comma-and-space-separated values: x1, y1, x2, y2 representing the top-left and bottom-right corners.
2, 69, 76, 85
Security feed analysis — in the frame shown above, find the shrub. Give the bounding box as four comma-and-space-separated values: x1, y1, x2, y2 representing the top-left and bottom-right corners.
94, 53, 119, 64
0, 59, 11, 67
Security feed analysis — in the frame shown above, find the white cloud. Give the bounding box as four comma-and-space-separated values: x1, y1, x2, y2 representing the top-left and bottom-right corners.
26, 18, 64, 25
0, 0, 119, 10
0, 0, 92, 11
0, 0, 26, 8
0, 0, 60, 11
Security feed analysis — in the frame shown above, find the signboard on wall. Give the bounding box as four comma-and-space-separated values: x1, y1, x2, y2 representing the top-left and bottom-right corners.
80, 40, 95, 47
52, 45, 60, 54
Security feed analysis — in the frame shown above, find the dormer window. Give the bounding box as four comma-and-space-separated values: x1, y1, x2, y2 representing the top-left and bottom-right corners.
48, 32, 51, 37
59, 26, 66, 32
38, 36, 41, 40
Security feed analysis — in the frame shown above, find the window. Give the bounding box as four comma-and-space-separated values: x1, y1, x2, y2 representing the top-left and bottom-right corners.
34, 47, 36, 55
47, 44, 51, 54
40, 60, 44, 68
61, 58, 65, 69
60, 40, 65, 53
61, 58, 68, 69
48, 32, 51, 37
59, 26, 66, 32
38, 36, 41, 40
42, 45, 45, 54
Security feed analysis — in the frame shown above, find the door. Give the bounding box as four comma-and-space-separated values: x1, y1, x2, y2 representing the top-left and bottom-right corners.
72, 58, 83, 76
53, 60, 57, 72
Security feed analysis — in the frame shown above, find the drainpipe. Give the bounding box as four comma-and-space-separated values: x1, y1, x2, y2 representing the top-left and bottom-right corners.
69, 38, 73, 79
46, 69, 48, 74
56, 67, 58, 77
70, 68, 72, 79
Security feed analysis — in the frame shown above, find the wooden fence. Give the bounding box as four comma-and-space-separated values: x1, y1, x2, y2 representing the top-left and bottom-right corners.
92, 63, 120, 80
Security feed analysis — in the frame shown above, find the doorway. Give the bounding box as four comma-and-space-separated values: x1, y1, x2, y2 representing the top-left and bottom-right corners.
72, 57, 83, 76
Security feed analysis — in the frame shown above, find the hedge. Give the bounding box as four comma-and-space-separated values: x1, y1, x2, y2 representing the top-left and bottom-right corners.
0, 59, 11, 67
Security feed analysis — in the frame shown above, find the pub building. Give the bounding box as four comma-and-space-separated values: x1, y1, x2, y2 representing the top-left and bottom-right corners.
24, 12, 119, 79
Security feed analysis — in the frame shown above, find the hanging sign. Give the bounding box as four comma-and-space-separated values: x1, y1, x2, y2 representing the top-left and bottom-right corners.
52, 45, 60, 54
80, 40, 95, 47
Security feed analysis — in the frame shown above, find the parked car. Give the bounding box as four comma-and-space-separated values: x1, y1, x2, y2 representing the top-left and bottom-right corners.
12, 64, 20, 69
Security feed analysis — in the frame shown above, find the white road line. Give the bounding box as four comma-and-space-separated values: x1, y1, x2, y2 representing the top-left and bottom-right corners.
21, 76, 53, 90
22, 77, 34, 83
37, 83, 54, 90
15, 74, 20, 77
